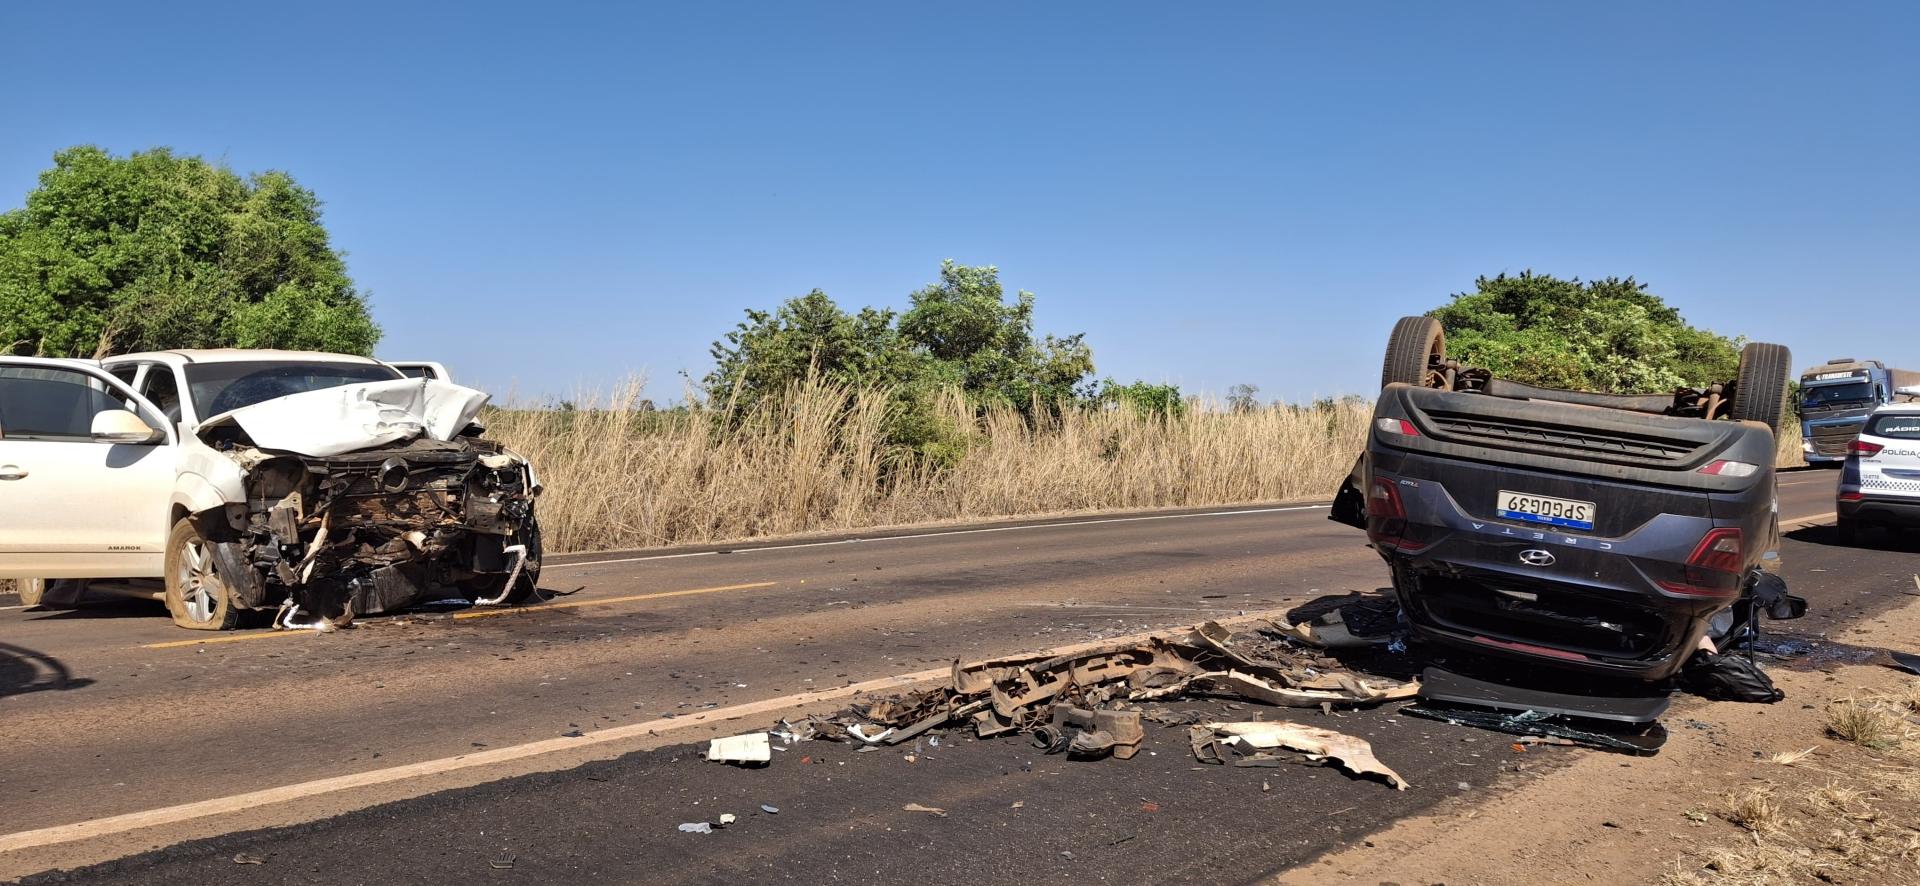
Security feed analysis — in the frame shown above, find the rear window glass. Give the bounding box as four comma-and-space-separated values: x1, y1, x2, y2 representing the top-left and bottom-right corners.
0, 366, 147, 442
1868, 414, 1920, 439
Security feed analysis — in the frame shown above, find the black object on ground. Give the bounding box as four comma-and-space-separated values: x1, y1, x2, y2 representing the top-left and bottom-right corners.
1679, 651, 1784, 703
1416, 667, 1670, 723
1888, 650, 1920, 676
1402, 704, 1669, 756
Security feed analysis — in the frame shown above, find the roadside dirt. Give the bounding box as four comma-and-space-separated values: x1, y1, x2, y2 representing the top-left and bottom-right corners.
1275, 596, 1920, 886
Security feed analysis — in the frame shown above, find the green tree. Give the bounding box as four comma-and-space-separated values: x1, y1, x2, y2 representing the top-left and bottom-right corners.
1429, 272, 1739, 393
706, 260, 1094, 410
0, 146, 379, 357
1097, 379, 1186, 418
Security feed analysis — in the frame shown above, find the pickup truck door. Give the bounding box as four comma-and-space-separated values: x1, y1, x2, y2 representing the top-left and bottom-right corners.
0, 360, 176, 579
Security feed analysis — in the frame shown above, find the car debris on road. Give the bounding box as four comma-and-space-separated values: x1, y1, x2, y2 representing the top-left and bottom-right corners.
1187, 721, 1408, 789
758, 619, 1418, 788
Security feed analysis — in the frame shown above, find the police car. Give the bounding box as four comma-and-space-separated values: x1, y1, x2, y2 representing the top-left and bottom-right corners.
1837, 393, 1920, 544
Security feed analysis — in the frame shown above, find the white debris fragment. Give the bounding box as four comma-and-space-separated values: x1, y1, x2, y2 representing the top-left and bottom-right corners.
707, 732, 772, 764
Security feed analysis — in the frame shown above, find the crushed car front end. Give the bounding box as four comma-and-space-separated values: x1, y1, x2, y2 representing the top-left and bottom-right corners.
1343, 384, 1778, 683
193, 379, 542, 624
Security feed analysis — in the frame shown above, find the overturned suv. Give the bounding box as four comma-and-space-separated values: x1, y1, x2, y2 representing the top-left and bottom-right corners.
1331, 319, 1804, 685
0, 351, 541, 630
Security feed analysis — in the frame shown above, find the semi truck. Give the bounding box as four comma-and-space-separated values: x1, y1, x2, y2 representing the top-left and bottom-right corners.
1799, 358, 1920, 463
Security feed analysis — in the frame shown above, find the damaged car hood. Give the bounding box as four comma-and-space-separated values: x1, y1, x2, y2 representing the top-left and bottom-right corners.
196, 379, 492, 457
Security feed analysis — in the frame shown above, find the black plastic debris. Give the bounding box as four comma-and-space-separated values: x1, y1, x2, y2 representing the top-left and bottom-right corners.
1680, 652, 1784, 703
1889, 650, 1920, 677
1418, 667, 1669, 723
1402, 704, 1668, 756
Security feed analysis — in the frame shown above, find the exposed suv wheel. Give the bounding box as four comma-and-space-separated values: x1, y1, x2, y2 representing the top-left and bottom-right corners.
1382, 316, 1445, 389
1730, 342, 1792, 436
163, 519, 241, 630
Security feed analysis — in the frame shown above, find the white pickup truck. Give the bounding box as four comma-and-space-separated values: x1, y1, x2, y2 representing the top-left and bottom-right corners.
0, 350, 541, 630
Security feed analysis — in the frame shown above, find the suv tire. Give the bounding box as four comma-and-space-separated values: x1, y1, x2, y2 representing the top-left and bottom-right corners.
1382, 316, 1445, 389
1730, 342, 1792, 436
163, 519, 241, 630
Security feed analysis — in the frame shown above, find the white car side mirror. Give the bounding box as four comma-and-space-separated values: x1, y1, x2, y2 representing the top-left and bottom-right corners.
91, 409, 163, 445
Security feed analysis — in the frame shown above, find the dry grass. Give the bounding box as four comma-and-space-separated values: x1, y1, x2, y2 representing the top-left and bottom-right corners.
1774, 429, 1806, 471
1826, 696, 1916, 750
1723, 787, 1785, 834
0, 383, 1816, 574
1766, 747, 1817, 766
484, 379, 1371, 554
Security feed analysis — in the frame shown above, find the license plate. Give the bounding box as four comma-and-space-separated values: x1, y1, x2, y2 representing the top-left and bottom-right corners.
1496, 490, 1595, 531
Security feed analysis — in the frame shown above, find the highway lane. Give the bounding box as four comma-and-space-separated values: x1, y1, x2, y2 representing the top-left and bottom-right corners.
0, 471, 1844, 876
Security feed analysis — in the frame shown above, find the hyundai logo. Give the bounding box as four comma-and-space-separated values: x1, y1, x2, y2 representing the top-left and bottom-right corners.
1518, 549, 1556, 567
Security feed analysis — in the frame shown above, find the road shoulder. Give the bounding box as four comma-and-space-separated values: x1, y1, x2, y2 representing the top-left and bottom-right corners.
1273, 593, 1920, 886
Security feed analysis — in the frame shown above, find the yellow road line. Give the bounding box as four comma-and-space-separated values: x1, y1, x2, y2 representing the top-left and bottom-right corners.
141, 581, 778, 648
450, 581, 776, 619
143, 632, 304, 650
1780, 511, 1835, 528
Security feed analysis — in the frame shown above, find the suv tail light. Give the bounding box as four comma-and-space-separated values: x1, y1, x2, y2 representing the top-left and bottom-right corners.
1697, 459, 1758, 477
1850, 439, 1883, 456
1375, 417, 1420, 437
1365, 477, 1430, 553
1656, 527, 1744, 598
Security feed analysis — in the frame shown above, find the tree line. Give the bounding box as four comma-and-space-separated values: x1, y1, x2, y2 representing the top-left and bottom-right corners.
3, 146, 1744, 435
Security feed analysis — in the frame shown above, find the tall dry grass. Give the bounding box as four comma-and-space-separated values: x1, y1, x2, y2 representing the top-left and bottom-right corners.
484, 379, 1370, 554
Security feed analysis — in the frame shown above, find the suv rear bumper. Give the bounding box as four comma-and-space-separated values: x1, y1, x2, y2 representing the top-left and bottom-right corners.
1838, 496, 1920, 527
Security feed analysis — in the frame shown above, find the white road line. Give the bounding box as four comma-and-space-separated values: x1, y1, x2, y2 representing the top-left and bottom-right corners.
546, 504, 1329, 570
0, 605, 1305, 854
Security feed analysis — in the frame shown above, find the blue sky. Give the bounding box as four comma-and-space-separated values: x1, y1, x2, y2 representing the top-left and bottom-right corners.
2, 2, 1914, 404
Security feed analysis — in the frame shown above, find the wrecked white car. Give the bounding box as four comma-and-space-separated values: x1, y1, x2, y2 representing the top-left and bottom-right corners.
0, 350, 542, 630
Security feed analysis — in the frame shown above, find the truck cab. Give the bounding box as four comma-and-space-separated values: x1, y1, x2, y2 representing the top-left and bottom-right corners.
1800, 359, 1920, 463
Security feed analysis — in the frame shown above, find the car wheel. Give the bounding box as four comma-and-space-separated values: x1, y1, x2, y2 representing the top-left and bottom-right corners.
463, 514, 545, 605
1729, 342, 1792, 436
1835, 517, 1858, 546
163, 519, 241, 630
16, 578, 88, 610
1381, 316, 1445, 389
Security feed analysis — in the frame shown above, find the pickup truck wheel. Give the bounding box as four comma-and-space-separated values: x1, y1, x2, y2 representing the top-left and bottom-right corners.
1382, 316, 1445, 389
163, 519, 241, 631
16, 579, 87, 610
1729, 342, 1791, 436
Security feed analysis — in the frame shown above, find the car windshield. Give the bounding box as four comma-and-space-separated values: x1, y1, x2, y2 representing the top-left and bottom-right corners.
1803, 381, 1872, 407
184, 361, 404, 418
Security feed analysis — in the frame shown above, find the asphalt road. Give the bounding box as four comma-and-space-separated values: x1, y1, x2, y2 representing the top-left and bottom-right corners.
0, 470, 1887, 884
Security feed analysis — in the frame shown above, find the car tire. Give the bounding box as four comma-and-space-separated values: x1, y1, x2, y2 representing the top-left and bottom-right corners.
163, 519, 241, 631
463, 514, 544, 605
1382, 316, 1446, 389
1729, 342, 1791, 436
1836, 517, 1859, 546
15, 578, 87, 610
